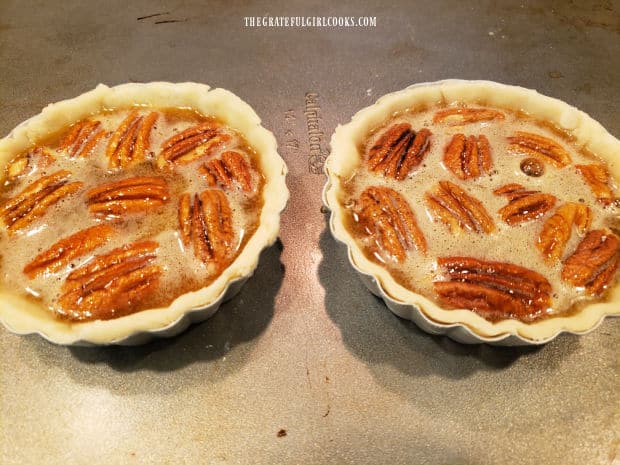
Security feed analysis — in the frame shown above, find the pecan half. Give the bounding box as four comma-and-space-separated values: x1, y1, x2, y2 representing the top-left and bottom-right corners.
5, 156, 30, 182
157, 121, 231, 167
0, 170, 83, 234
434, 257, 552, 320
58, 240, 162, 321
493, 183, 537, 201
4, 147, 55, 183
86, 176, 169, 217
58, 120, 106, 158
106, 110, 159, 169
23, 224, 116, 278
356, 186, 427, 262
507, 131, 571, 168
443, 133, 492, 180
432, 108, 505, 125
494, 183, 557, 225
199, 151, 253, 192
367, 123, 431, 180
178, 189, 235, 268
178, 192, 192, 247
562, 229, 619, 295
425, 181, 494, 234
536, 203, 591, 263
575, 164, 614, 205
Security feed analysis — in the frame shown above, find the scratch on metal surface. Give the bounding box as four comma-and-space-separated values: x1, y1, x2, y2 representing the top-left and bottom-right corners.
155, 19, 188, 25
137, 12, 170, 21
305, 365, 312, 389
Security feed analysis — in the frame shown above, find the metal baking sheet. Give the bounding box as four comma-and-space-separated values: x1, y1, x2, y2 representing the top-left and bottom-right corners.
0, 1, 618, 463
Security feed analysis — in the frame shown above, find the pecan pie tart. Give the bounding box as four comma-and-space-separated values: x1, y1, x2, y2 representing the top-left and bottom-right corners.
324, 80, 620, 344
0, 82, 287, 345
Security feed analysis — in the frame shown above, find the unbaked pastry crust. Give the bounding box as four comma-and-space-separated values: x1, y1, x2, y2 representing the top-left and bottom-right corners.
0, 82, 288, 345
324, 79, 620, 343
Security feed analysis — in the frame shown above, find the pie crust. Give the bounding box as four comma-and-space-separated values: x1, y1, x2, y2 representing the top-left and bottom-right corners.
0, 82, 288, 345
323, 80, 620, 344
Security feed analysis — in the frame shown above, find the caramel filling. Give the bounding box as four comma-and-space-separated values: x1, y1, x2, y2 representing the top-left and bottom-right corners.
341, 105, 619, 322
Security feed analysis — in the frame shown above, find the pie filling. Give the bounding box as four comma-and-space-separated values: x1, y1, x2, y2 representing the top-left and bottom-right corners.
0, 107, 264, 322
340, 104, 620, 323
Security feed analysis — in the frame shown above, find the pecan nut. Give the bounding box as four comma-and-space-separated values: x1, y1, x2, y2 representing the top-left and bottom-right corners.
562, 229, 619, 295
432, 107, 505, 125
58, 240, 162, 321
5, 156, 30, 182
157, 121, 231, 167
434, 257, 552, 320
4, 147, 55, 183
443, 133, 492, 180
520, 158, 545, 177
106, 110, 158, 169
507, 131, 571, 168
199, 151, 253, 192
86, 176, 169, 217
575, 164, 614, 205
178, 189, 235, 269
356, 186, 427, 262
494, 183, 557, 225
178, 192, 192, 247
536, 202, 591, 263
367, 123, 431, 180
425, 180, 494, 234
58, 120, 106, 158
0, 170, 83, 234
23, 224, 116, 278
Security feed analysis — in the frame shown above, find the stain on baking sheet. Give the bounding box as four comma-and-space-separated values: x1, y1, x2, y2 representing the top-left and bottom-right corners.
558, 10, 620, 34
501, 2, 620, 34
575, 82, 593, 95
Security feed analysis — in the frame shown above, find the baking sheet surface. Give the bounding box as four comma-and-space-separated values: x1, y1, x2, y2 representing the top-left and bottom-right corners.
0, 1, 618, 464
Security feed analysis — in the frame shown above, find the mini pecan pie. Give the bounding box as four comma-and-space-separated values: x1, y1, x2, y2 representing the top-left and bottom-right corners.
0, 82, 287, 344
324, 80, 620, 344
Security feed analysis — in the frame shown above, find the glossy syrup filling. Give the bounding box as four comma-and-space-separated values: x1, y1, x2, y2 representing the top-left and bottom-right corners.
340, 104, 620, 323
0, 106, 264, 321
